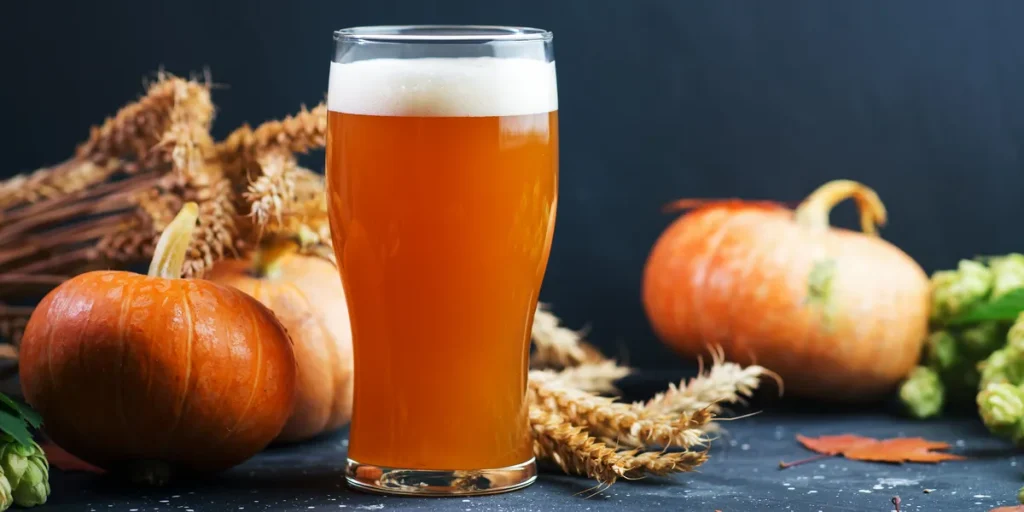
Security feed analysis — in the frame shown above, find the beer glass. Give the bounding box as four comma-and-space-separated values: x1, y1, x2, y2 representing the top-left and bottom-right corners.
326, 26, 558, 495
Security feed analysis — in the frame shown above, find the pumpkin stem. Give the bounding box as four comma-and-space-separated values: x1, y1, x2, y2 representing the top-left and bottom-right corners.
147, 202, 200, 279
252, 237, 300, 279
793, 180, 888, 236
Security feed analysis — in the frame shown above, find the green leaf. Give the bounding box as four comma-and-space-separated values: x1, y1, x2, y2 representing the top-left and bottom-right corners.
0, 394, 41, 430
0, 409, 33, 448
948, 288, 1024, 326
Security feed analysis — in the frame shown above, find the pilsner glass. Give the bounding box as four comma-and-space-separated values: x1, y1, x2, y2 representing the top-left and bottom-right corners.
326, 26, 558, 496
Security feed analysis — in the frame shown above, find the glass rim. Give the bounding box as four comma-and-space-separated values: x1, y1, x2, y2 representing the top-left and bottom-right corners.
334, 25, 553, 43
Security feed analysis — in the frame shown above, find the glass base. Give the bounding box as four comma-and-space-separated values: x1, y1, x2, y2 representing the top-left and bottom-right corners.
345, 457, 537, 496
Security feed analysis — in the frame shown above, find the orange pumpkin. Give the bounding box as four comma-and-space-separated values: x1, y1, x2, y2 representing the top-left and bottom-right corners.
18, 203, 296, 481
642, 180, 930, 400
206, 239, 353, 443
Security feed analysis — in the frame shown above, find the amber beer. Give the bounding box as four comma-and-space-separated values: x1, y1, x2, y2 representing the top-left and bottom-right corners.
327, 39, 558, 495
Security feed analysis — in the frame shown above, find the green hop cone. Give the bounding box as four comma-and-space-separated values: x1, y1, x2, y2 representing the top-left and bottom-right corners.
925, 330, 960, 372
900, 366, 945, 419
0, 470, 11, 512
930, 260, 993, 324
977, 383, 1024, 431
980, 347, 1024, 389
0, 436, 48, 507
1019, 485, 1024, 505
990, 254, 1024, 299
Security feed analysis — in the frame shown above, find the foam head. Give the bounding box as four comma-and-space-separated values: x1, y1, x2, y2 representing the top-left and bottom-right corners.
328, 57, 558, 117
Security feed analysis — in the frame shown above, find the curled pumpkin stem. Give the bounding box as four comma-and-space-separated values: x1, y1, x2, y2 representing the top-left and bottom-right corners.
793, 180, 887, 236
147, 202, 200, 279
251, 236, 301, 279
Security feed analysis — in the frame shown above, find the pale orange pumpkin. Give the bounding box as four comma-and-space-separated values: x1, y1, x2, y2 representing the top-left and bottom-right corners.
642, 180, 931, 400
18, 203, 297, 481
206, 240, 354, 443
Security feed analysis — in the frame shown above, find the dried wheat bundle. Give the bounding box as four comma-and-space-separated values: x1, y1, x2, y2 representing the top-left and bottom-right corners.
0, 304, 30, 348
0, 73, 217, 291
217, 102, 327, 179
0, 74, 331, 299
528, 404, 709, 487
530, 371, 711, 449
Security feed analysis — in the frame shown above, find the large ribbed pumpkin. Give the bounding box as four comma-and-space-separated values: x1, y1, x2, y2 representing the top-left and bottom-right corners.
18, 203, 297, 481
206, 240, 354, 443
642, 180, 931, 400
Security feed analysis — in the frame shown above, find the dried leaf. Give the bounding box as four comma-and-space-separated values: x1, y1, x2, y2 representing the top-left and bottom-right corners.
795, 434, 876, 455
40, 442, 105, 473
990, 507, 1024, 512
795, 434, 965, 464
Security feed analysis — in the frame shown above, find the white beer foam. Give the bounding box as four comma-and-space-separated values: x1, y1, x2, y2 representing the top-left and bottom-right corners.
328, 57, 558, 117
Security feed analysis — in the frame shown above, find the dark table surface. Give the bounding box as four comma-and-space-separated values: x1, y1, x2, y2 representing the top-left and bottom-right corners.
36, 410, 1022, 512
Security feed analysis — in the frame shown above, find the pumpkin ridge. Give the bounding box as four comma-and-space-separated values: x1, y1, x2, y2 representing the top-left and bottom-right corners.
286, 280, 336, 433
164, 288, 195, 446
690, 212, 745, 349
44, 289, 59, 417
114, 276, 136, 445
220, 292, 265, 444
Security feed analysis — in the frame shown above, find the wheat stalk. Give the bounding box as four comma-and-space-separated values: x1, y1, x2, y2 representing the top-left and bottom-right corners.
530, 372, 711, 449
529, 406, 707, 486
541, 360, 631, 394
642, 347, 777, 417
531, 304, 608, 369
217, 102, 327, 178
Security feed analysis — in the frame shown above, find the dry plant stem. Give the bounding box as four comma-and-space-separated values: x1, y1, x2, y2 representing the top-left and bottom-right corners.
531, 304, 608, 369
76, 74, 212, 165
643, 349, 772, 417
530, 372, 711, 450
0, 160, 119, 212
0, 304, 32, 345
529, 407, 707, 485
545, 360, 631, 394
0, 169, 158, 227
217, 102, 328, 178
246, 150, 299, 234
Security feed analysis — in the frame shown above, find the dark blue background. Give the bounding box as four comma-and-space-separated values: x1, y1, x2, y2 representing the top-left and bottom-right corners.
3, 0, 1023, 369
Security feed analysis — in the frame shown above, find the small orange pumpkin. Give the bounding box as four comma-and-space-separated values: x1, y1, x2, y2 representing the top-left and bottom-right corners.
642, 180, 931, 400
206, 239, 354, 443
18, 203, 296, 481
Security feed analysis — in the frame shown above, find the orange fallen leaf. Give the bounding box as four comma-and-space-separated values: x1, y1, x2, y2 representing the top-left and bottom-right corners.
795, 434, 876, 455
40, 442, 105, 473
780, 434, 965, 468
843, 437, 966, 463
990, 507, 1024, 512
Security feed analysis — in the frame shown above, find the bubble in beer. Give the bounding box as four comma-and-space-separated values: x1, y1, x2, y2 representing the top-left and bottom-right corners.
328, 57, 558, 117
